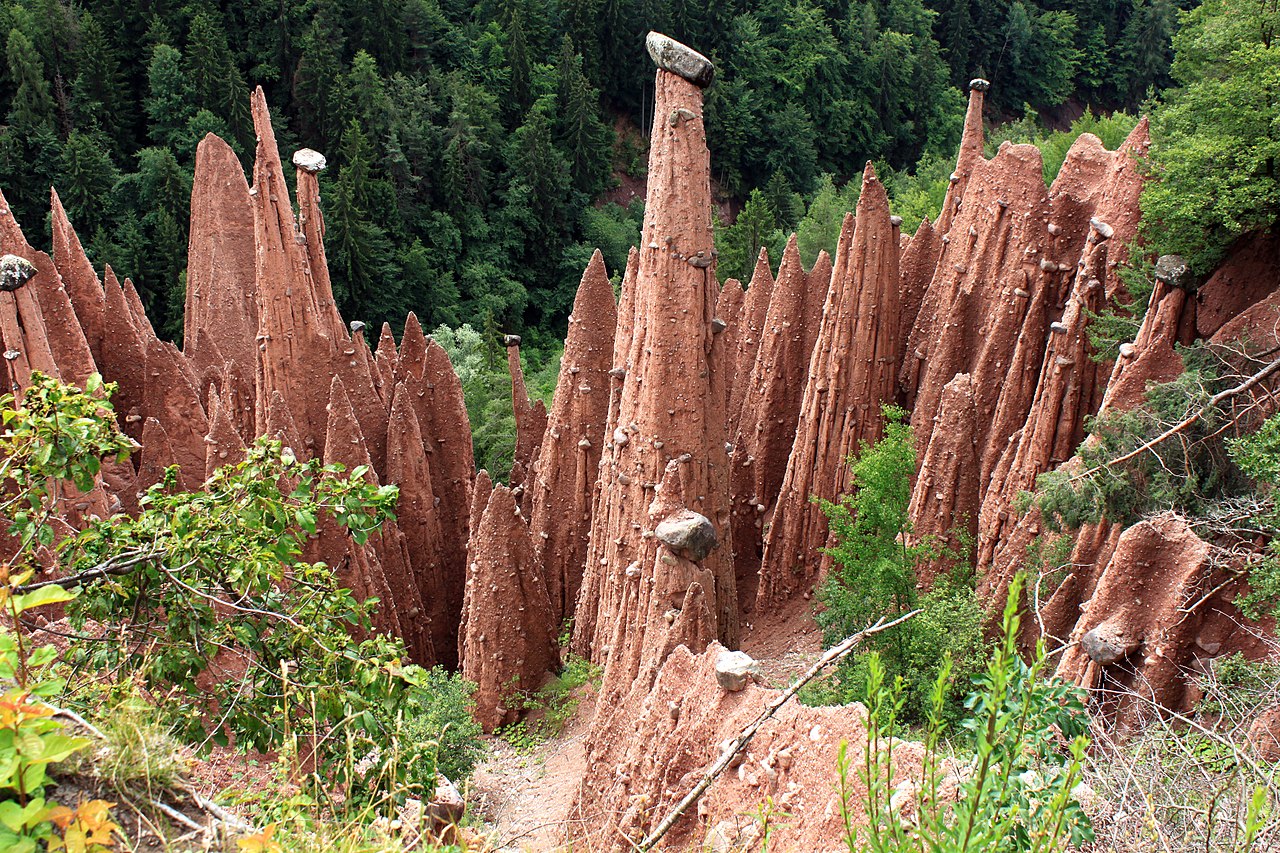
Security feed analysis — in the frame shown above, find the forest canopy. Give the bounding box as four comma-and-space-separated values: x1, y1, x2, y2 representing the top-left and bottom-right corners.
0, 0, 1192, 344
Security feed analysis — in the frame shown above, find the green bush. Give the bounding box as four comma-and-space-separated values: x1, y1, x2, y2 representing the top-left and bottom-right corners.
987, 107, 1141, 186
0, 373, 131, 851
1025, 347, 1255, 533
3, 375, 486, 813
396, 667, 485, 783
881, 154, 952, 236
499, 653, 602, 750
1139, 0, 1280, 275
846, 575, 1094, 852
814, 406, 986, 724
1227, 413, 1280, 621
431, 322, 560, 481
1086, 243, 1156, 363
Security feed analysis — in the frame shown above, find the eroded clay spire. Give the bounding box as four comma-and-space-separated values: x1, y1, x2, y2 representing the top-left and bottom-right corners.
758, 165, 901, 607
387, 381, 452, 666
729, 248, 775, 430
506, 335, 547, 481
528, 250, 618, 622
185, 133, 258, 424
729, 236, 821, 604
50, 188, 105, 366
0, 186, 94, 389
459, 484, 558, 731
572, 36, 736, 672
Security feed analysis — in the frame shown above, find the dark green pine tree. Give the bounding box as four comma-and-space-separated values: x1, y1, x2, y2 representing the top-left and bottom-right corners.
143, 43, 196, 151
293, 13, 346, 151
504, 4, 533, 114
345, 0, 409, 75
762, 170, 804, 232
717, 188, 784, 284
937, 0, 975, 82
26, 0, 77, 133
186, 12, 252, 148
57, 130, 119, 237
341, 51, 392, 143
1076, 23, 1110, 98
441, 74, 503, 209
111, 146, 191, 334
504, 97, 575, 320
554, 37, 612, 197
70, 12, 129, 149
326, 120, 406, 326
0, 27, 60, 227
404, 0, 465, 70
597, 0, 648, 112
1115, 0, 1177, 105
560, 0, 603, 86
6, 28, 57, 133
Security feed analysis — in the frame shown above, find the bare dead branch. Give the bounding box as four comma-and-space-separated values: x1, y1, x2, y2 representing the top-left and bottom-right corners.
636, 609, 923, 851
1069, 355, 1280, 485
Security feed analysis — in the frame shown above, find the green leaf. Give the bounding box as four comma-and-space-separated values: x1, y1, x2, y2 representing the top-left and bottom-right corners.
0, 799, 26, 831
13, 586, 75, 615
31, 733, 90, 765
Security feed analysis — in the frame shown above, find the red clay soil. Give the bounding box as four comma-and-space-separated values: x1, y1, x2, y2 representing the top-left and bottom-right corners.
728, 249, 775, 433
1053, 514, 1272, 724
1000, 275, 1195, 648
907, 372, 980, 588
570, 641, 925, 852
527, 250, 618, 623
572, 66, 737, 668
203, 383, 246, 479
1046, 120, 1149, 301
0, 189, 77, 395
459, 484, 559, 732
507, 340, 547, 482
714, 276, 745, 414
321, 375, 432, 663
248, 88, 340, 456
898, 216, 941, 364
1196, 231, 1280, 339
729, 236, 826, 608
934, 79, 987, 235
757, 165, 900, 609
50, 188, 106, 368
143, 336, 209, 487
184, 133, 258, 419
387, 381, 454, 667
137, 416, 183, 493
373, 322, 398, 401
905, 137, 1055, 489
9, 59, 1280, 849
977, 247, 1109, 593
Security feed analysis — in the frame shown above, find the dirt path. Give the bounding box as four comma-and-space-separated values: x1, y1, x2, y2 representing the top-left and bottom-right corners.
467, 599, 824, 851
468, 685, 597, 852
740, 594, 823, 687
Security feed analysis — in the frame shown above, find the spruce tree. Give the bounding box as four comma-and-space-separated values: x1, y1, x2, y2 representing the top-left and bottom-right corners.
57, 130, 118, 236
717, 189, 784, 283
186, 12, 251, 147
554, 37, 612, 197
6, 28, 56, 133
70, 12, 128, 147
293, 14, 346, 150
560, 0, 603, 86
504, 4, 533, 114
342, 51, 391, 143
143, 43, 196, 150
327, 120, 406, 325
1115, 0, 1177, 104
